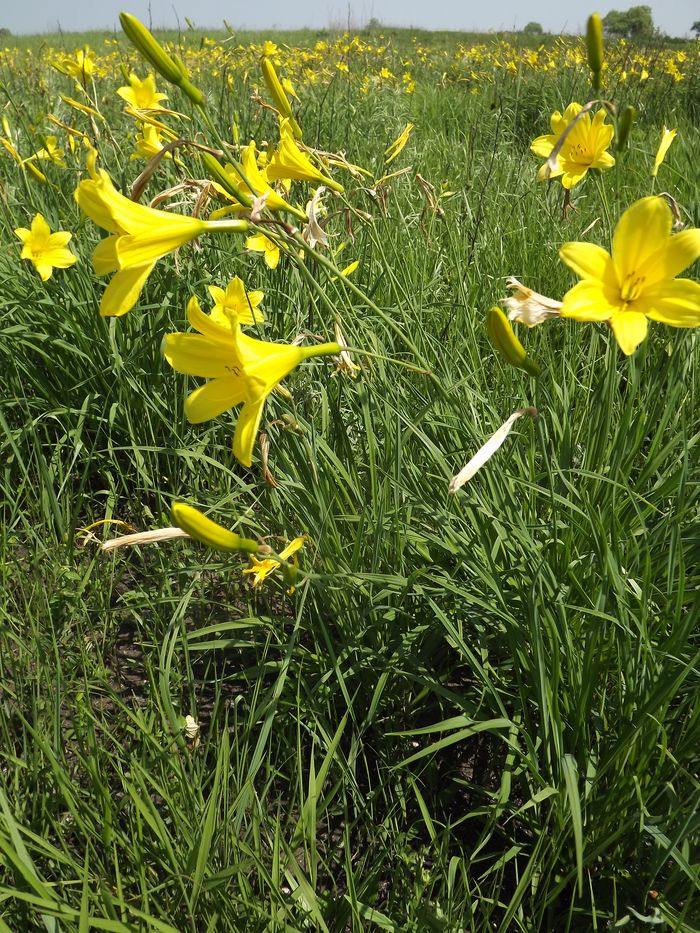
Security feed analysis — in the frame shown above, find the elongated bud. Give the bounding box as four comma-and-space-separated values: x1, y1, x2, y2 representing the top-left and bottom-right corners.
201, 152, 253, 207
616, 105, 635, 151
119, 12, 205, 105
171, 502, 260, 554
586, 13, 604, 92
486, 306, 541, 377
261, 57, 303, 139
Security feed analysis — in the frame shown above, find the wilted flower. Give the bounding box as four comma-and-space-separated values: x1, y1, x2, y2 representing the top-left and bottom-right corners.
500, 277, 562, 327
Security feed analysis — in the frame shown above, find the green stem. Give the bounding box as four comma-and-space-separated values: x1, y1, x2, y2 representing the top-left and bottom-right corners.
301, 341, 342, 360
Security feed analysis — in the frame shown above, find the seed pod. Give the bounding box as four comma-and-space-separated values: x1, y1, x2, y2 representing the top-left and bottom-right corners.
616, 106, 635, 151
586, 13, 604, 91
486, 306, 541, 377
261, 57, 303, 139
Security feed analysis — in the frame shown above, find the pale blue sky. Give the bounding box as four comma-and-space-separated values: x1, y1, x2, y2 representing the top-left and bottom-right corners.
4, 0, 698, 37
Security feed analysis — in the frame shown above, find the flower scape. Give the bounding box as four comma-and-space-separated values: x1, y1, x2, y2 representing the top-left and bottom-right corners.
1, 11, 700, 931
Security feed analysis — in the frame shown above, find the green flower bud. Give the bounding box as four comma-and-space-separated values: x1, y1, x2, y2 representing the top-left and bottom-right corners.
119, 12, 205, 105
586, 13, 604, 91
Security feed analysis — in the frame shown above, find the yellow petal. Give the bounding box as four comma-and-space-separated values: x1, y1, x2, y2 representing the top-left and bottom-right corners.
93, 235, 119, 275
184, 377, 247, 423
530, 134, 557, 158
612, 196, 671, 285
659, 229, 700, 280
115, 221, 205, 268
609, 311, 649, 355
100, 263, 155, 316
186, 295, 233, 344
233, 397, 266, 467
635, 279, 700, 327
559, 242, 613, 281
163, 332, 241, 378
560, 280, 618, 322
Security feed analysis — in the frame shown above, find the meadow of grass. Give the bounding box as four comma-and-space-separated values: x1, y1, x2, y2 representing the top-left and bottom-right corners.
0, 23, 699, 932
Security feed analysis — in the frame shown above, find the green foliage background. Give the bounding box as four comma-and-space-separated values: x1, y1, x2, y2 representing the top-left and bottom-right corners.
0, 25, 699, 932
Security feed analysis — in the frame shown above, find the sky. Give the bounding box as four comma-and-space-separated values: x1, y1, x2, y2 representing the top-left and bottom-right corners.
3, 0, 697, 37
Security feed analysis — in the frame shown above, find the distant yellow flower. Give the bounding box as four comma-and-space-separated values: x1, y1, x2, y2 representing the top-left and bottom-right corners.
117, 72, 168, 110
30, 136, 66, 167
53, 47, 96, 85
130, 124, 169, 161
266, 120, 344, 193
384, 122, 414, 165
651, 126, 677, 177
246, 233, 281, 270
559, 196, 700, 355
15, 213, 77, 281
239, 141, 304, 217
243, 535, 307, 592
75, 147, 247, 315
208, 275, 265, 326
531, 102, 615, 189
163, 296, 341, 466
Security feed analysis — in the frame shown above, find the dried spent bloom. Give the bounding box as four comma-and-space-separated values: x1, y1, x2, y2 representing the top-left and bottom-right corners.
500, 277, 562, 327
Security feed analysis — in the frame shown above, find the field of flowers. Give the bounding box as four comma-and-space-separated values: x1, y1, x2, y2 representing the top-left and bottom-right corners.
1, 16, 699, 930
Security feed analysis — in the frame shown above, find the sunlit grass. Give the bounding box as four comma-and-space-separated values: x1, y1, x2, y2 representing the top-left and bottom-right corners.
0, 23, 699, 932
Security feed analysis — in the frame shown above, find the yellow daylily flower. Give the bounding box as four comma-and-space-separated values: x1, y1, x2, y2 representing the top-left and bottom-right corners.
559, 196, 700, 355
30, 136, 66, 167
163, 297, 340, 467
208, 275, 265, 326
75, 147, 247, 316
246, 233, 281, 270
15, 213, 77, 281
117, 72, 168, 111
531, 102, 615, 189
384, 122, 414, 165
266, 120, 344, 193
243, 534, 307, 593
651, 126, 677, 177
53, 47, 96, 85
238, 141, 305, 217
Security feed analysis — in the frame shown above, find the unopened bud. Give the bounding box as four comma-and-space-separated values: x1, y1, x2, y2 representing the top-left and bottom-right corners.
119, 12, 205, 105
586, 13, 604, 92
261, 57, 302, 139
616, 106, 635, 151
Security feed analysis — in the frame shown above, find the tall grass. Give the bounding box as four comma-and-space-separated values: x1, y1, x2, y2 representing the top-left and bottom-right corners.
0, 26, 699, 931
